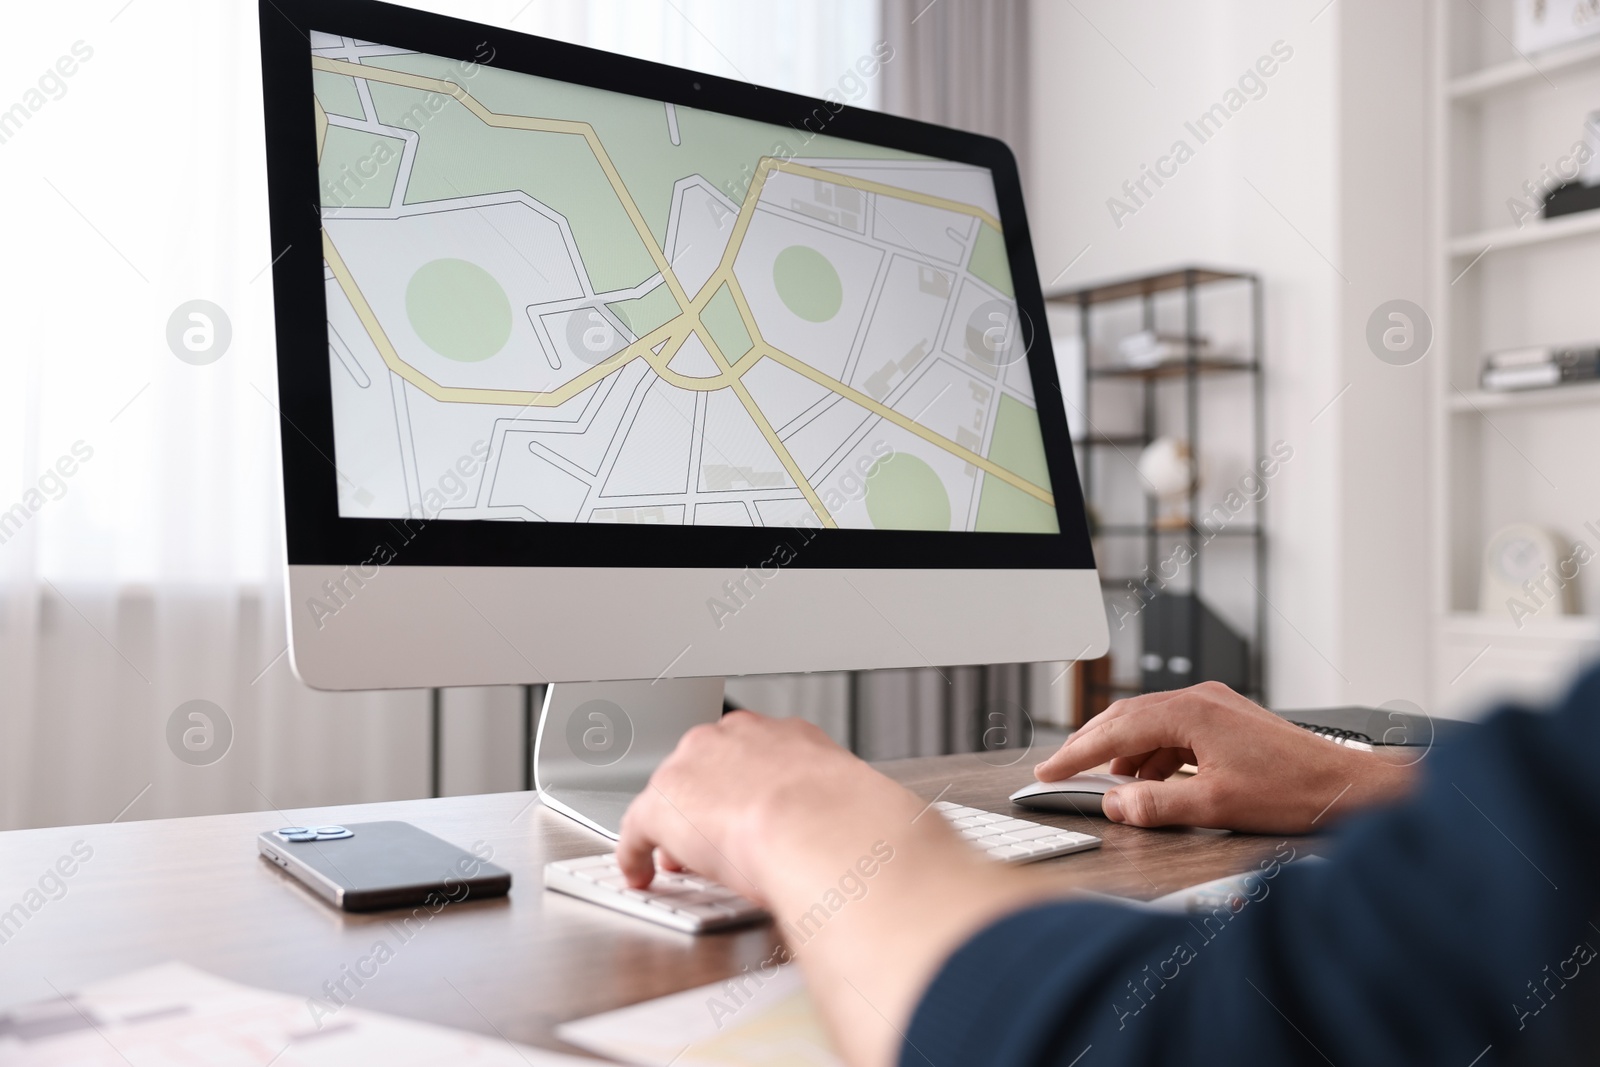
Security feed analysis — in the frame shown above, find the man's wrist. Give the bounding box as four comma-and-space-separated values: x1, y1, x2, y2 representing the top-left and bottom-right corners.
1369, 753, 1418, 800
1346, 750, 1418, 813
737, 774, 922, 904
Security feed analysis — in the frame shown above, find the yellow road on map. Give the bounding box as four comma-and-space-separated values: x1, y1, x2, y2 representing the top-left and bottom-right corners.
313, 56, 1054, 525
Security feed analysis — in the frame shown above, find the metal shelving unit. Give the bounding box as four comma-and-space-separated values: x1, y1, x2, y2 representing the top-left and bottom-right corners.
1047, 266, 1265, 716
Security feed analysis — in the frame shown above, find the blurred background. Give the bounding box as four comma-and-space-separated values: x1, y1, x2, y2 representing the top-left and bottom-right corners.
4, 0, 1597, 831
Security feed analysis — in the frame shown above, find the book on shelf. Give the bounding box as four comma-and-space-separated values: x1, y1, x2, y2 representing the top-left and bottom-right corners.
1513, 0, 1600, 54
1542, 180, 1600, 221
1480, 345, 1600, 392
1116, 330, 1213, 369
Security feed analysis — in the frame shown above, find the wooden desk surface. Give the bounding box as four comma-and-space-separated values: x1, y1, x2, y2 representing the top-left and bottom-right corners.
0, 755, 1305, 1057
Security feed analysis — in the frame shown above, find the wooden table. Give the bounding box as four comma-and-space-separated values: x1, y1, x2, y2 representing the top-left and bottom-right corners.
0, 754, 1307, 1057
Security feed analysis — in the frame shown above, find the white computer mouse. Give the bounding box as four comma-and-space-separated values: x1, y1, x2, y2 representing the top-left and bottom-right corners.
1009, 773, 1140, 816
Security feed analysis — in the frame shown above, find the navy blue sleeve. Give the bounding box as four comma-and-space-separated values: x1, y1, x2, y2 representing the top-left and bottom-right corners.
903, 666, 1600, 1067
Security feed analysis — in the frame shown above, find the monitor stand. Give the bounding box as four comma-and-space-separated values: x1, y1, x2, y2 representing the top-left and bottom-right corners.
532, 677, 726, 839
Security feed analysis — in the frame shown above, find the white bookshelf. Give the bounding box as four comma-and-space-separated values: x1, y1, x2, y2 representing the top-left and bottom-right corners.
1447, 379, 1600, 412
1446, 206, 1600, 256
1446, 32, 1600, 99
1431, 0, 1600, 719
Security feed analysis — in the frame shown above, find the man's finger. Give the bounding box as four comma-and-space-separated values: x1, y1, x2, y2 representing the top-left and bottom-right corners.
1101, 776, 1210, 828
615, 797, 663, 888
1107, 750, 1158, 778
1034, 692, 1189, 780
1091, 689, 1184, 730
1037, 704, 1194, 781
1110, 747, 1190, 779
1135, 747, 1192, 781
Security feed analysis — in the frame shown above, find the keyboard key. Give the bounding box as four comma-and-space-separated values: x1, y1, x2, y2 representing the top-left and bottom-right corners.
1019, 840, 1066, 854
986, 844, 1032, 860
991, 828, 1049, 844
653, 874, 695, 890
673, 890, 726, 907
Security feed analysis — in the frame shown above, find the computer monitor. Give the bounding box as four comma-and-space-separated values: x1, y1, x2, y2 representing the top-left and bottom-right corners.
259, 0, 1106, 836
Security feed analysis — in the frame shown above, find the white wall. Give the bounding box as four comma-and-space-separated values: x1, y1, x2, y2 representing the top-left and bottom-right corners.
1028, 0, 1433, 710
1331, 0, 1434, 710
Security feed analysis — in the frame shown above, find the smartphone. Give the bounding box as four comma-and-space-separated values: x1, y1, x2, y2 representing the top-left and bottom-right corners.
257, 821, 511, 912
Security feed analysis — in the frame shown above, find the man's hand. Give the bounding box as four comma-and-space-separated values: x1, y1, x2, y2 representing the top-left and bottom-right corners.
616, 711, 1054, 1067
1034, 682, 1416, 833
615, 711, 927, 900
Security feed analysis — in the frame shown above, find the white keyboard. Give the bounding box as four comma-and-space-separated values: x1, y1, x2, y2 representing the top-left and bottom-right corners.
545, 855, 766, 933
931, 800, 1101, 862
544, 801, 1100, 933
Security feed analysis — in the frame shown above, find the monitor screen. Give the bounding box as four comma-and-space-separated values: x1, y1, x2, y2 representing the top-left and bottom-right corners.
310, 33, 1058, 537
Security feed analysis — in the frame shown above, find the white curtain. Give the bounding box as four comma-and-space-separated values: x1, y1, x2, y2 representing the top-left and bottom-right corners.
881, 0, 1032, 171
0, 0, 886, 832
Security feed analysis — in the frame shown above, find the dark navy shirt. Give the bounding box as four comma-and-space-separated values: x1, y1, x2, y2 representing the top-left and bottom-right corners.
904, 666, 1600, 1066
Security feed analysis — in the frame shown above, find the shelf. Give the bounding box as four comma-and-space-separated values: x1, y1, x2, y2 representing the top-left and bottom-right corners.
1073, 263, 1266, 701
1087, 359, 1258, 380
1447, 35, 1600, 101
1446, 208, 1600, 258
1044, 266, 1252, 306
1448, 380, 1600, 413
1441, 612, 1600, 643
1433, 5, 1600, 712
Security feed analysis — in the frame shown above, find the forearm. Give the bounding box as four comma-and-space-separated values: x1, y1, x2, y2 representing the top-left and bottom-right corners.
747, 785, 1061, 1067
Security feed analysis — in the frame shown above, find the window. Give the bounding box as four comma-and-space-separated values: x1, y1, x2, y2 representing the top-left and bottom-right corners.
3, 0, 882, 584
